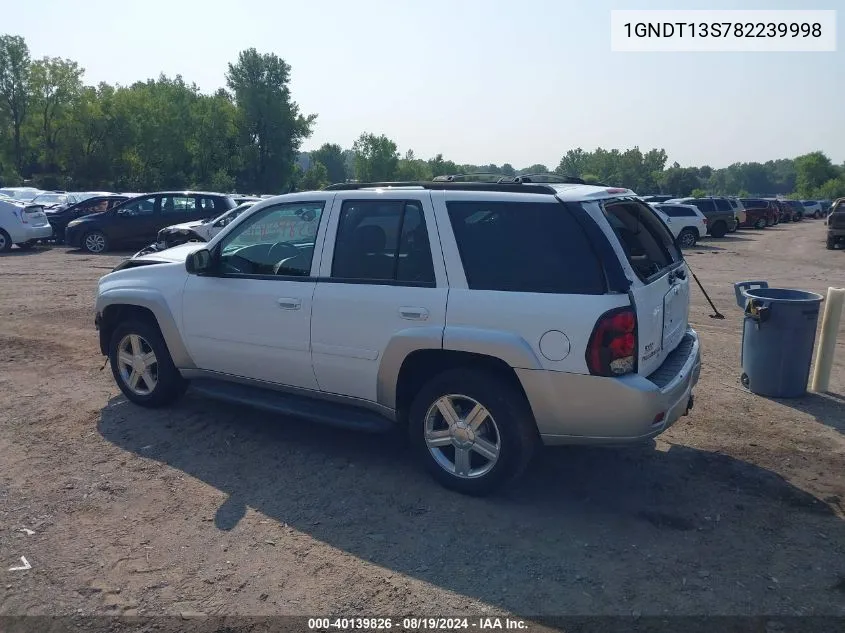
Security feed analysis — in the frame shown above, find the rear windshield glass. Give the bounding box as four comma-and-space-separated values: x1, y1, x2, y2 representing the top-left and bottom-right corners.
599, 199, 682, 282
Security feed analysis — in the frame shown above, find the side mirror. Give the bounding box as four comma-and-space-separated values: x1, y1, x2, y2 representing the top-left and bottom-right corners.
185, 248, 213, 275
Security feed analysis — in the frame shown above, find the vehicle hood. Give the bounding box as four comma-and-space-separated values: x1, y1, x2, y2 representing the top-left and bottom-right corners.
162, 220, 205, 232
133, 242, 207, 263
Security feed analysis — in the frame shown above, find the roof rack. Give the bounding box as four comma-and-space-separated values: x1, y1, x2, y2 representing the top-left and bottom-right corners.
431, 173, 507, 183
497, 173, 586, 185
322, 180, 559, 195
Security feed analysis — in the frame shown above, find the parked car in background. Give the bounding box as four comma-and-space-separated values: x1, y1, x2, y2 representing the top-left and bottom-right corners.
232, 195, 262, 205
0, 187, 44, 202
766, 199, 791, 223
820, 200, 832, 217
640, 195, 675, 203
726, 198, 745, 231
826, 197, 845, 249
30, 191, 84, 212
784, 200, 804, 221
739, 199, 777, 228
649, 202, 708, 248
801, 200, 823, 219
0, 197, 53, 252
46, 195, 129, 243
66, 192, 237, 253
134, 201, 258, 256
665, 197, 736, 237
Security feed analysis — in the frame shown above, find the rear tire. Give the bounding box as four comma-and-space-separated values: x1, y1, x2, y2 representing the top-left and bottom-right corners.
108, 319, 188, 408
0, 229, 11, 253
408, 368, 538, 496
678, 228, 697, 248
709, 221, 727, 238
828, 237, 837, 250
754, 218, 766, 229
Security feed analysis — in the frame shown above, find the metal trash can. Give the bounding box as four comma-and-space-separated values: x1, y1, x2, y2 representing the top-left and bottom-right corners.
734, 280, 824, 398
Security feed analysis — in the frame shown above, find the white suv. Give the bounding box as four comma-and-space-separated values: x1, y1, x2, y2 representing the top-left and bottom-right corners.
649, 203, 708, 248
94, 181, 701, 494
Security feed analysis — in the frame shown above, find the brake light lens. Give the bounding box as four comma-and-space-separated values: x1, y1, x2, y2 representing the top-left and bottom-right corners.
586, 307, 638, 377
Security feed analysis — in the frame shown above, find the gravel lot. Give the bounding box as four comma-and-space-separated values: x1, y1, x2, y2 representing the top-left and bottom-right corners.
1, 220, 844, 621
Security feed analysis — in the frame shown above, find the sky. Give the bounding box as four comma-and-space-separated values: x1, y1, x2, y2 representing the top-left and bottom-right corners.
5, 0, 844, 169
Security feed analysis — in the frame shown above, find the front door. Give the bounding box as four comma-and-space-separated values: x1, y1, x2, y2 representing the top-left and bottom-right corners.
310, 194, 448, 402
110, 195, 160, 246
181, 198, 329, 390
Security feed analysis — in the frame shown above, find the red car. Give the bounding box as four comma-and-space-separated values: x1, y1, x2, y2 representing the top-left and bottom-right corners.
739, 199, 778, 228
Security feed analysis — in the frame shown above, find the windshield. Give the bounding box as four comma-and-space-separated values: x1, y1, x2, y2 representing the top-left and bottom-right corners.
32, 193, 68, 205
0, 188, 40, 201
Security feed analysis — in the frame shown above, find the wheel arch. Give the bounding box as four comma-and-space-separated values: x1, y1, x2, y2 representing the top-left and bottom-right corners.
96, 290, 195, 369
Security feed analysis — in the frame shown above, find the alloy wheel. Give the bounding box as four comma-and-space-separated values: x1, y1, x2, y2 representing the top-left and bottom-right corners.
424, 394, 501, 479
84, 232, 106, 253
116, 334, 158, 396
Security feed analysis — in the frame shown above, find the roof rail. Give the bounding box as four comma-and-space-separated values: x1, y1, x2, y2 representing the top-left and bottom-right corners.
431, 173, 508, 183
322, 181, 559, 195
498, 173, 586, 185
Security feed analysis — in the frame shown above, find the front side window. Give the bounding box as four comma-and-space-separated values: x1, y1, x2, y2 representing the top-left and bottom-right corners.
331, 200, 435, 284
218, 202, 324, 276
447, 200, 605, 294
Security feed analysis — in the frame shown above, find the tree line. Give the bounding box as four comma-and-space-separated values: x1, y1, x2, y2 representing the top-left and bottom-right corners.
2, 34, 844, 200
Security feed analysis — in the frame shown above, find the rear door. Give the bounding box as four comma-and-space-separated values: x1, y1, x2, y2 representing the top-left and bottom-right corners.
595, 198, 689, 376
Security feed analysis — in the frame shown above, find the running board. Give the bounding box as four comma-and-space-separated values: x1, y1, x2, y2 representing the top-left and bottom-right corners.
189, 379, 394, 433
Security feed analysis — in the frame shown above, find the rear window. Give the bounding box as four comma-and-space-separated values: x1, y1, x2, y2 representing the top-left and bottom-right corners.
446, 201, 605, 295
714, 198, 732, 212
599, 199, 681, 282
741, 199, 766, 208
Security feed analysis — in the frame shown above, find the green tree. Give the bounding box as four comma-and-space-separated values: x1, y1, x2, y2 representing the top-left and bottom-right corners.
794, 151, 836, 198
690, 188, 707, 198
226, 48, 316, 193
28, 56, 84, 175
352, 132, 399, 181
815, 175, 845, 200
396, 149, 433, 181
0, 35, 31, 173
659, 166, 700, 197
519, 163, 549, 175
300, 160, 329, 190
310, 142, 346, 184
427, 153, 460, 177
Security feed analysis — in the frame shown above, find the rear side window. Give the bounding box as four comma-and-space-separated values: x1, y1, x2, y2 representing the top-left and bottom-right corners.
665, 206, 696, 217
692, 199, 716, 213
600, 199, 681, 282
332, 200, 435, 284
714, 198, 732, 212
446, 201, 605, 295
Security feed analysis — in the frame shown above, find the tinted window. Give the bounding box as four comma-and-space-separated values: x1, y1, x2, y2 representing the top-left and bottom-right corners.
741, 199, 765, 209
601, 200, 681, 281
119, 196, 157, 216
714, 198, 732, 212
161, 195, 197, 215
665, 206, 696, 217
219, 202, 324, 276
332, 200, 435, 284
200, 196, 228, 212
447, 201, 605, 294
727, 199, 738, 209
692, 199, 716, 213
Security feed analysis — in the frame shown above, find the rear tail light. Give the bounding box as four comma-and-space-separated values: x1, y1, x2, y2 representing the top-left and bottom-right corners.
586, 307, 638, 377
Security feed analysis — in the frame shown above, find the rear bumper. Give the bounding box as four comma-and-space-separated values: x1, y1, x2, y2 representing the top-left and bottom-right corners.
10, 224, 53, 242
519, 328, 702, 445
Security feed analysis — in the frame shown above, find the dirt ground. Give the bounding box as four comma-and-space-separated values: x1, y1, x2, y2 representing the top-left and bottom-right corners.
1, 220, 844, 623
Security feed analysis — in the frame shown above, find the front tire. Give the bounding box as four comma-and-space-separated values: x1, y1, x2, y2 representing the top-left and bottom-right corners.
828, 237, 837, 250
109, 320, 187, 407
82, 230, 109, 254
408, 368, 538, 496
678, 228, 697, 248
0, 229, 11, 253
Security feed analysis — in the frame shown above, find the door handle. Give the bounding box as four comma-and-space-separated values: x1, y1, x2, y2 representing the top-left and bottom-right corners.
277, 298, 302, 310
399, 307, 429, 321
